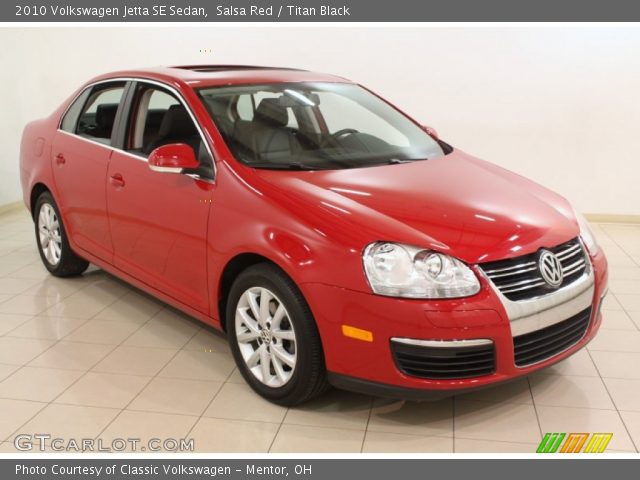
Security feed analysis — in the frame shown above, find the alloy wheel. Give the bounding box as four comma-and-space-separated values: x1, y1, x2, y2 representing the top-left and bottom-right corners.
235, 286, 297, 387
37, 203, 62, 266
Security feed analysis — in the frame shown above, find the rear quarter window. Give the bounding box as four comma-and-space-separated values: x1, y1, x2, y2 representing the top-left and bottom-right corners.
60, 89, 91, 133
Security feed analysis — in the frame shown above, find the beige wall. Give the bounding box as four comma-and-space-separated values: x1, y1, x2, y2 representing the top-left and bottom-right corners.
1, 26, 639, 214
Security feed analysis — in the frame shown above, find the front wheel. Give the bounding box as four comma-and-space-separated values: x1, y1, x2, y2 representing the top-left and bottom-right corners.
34, 192, 89, 277
227, 263, 329, 405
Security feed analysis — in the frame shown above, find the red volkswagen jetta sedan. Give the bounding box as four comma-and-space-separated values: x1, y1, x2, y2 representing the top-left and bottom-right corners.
20, 66, 608, 405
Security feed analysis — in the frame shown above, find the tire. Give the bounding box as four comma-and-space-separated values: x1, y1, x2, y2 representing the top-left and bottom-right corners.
34, 191, 89, 277
227, 263, 329, 405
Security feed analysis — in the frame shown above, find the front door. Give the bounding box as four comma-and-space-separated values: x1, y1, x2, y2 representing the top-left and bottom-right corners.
106, 82, 214, 313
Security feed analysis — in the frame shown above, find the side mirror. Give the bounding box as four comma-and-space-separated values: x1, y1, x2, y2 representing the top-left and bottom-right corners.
422, 125, 439, 140
148, 143, 199, 174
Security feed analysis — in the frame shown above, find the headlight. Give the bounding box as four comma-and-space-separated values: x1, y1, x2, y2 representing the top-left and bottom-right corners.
574, 209, 599, 256
363, 242, 480, 299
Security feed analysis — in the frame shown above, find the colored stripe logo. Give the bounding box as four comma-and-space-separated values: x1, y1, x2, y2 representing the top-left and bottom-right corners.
537, 433, 613, 453
584, 433, 614, 453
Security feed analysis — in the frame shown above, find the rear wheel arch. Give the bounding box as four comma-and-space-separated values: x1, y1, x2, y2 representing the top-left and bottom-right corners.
33, 190, 89, 277
30, 182, 50, 218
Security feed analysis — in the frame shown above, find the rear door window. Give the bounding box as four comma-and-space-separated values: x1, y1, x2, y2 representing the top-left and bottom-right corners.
75, 83, 126, 145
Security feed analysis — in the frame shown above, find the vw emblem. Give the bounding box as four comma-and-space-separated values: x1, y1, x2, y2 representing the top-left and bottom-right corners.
539, 250, 564, 287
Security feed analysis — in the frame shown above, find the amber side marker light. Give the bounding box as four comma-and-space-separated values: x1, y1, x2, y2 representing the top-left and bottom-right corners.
342, 325, 374, 342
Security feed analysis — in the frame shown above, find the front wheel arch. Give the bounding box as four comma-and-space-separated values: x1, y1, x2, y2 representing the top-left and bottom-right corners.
218, 253, 294, 332
225, 262, 330, 405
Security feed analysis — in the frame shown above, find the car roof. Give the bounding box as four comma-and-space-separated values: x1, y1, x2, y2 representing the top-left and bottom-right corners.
91, 65, 353, 89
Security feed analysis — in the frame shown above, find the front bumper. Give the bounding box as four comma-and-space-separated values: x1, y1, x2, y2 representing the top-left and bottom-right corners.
302, 248, 608, 399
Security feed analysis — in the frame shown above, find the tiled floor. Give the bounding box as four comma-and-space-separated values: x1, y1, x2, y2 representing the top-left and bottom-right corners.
1, 208, 640, 453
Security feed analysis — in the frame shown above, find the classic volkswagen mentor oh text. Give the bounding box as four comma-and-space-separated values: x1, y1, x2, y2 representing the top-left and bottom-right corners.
19, 66, 608, 405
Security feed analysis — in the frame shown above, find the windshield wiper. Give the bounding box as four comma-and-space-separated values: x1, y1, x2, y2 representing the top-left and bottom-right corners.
387, 158, 417, 164
246, 162, 322, 171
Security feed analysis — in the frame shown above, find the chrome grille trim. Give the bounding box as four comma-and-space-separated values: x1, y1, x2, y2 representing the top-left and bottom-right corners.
563, 258, 585, 274
500, 276, 545, 290
501, 280, 547, 294
490, 265, 538, 279
556, 243, 582, 260
477, 237, 595, 340
483, 261, 536, 275
479, 238, 589, 302
478, 261, 594, 337
391, 338, 493, 348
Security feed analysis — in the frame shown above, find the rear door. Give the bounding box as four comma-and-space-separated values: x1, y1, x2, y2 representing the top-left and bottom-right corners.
105, 81, 214, 313
52, 81, 127, 262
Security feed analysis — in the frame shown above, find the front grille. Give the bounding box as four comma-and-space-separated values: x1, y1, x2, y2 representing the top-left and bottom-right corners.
479, 238, 587, 301
513, 307, 592, 367
391, 340, 495, 379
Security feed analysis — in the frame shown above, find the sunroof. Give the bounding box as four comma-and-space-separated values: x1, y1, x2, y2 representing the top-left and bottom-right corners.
172, 65, 304, 73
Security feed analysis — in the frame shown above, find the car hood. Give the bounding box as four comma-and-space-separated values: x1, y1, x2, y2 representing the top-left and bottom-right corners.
252, 150, 579, 264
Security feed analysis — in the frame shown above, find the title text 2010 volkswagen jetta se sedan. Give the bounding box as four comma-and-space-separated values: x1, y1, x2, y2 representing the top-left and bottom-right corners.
20, 65, 608, 405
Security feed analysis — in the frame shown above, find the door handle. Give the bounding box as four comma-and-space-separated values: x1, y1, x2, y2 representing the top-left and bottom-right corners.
110, 173, 125, 188
55, 153, 66, 166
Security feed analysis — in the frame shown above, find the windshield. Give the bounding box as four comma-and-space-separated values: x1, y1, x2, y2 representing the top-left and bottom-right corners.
197, 82, 448, 170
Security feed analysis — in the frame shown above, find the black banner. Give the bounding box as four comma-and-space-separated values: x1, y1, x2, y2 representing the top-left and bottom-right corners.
3, 458, 639, 479
4, 0, 640, 22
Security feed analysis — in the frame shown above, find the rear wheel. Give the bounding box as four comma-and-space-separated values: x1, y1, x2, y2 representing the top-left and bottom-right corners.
34, 192, 89, 277
227, 263, 329, 405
